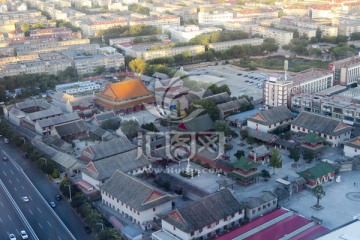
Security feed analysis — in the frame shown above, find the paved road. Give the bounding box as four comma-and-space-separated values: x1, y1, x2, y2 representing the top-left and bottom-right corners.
0, 152, 75, 240
0, 183, 33, 240
0, 140, 97, 240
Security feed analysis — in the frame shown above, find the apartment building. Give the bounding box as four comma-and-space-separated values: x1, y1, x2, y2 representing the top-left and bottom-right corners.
29, 28, 75, 37
282, 5, 308, 16
198, 11, 234, 26
330, 56, 360, 86
208, 38, 263, 51
338, 19, 360, 37
62, 50, 125, 75
119, 43, 205, 61
291, 89, 360, 125
252, 26, 293, 45
163, 25, 222, 43
80, 19, 128, 36
309, 6, 333, 19
0, 54, 72, 78
109, 34, 167, 45
15, 39, 94, 55
55, 81, 101, 94
0, 9, 42, 22
264, 68, 333, 107
296, 21, 338, 37
273, 22, 317, 39
129, 15, 180, 28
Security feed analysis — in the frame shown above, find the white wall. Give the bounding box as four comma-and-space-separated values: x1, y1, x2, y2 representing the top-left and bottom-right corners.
102, 191, 172, 230
82, 172, 100, 190
344, 145, 360, 158
162, 211, 244, 240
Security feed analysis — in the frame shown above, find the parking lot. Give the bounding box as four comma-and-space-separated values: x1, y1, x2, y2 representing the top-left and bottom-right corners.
187, 64, 274, 101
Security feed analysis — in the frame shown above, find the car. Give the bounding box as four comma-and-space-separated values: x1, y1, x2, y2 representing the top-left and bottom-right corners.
84, 226, 92, 234
49, 201, 56, 208
3, 156, 8, 162
9, 233, 16, 240
23, 154, 28, 159
55, 194, 62, 201
245, 80, 249, 82
22, 196, 29, 202
20, 230, 28, 239
237, 73, 242, 76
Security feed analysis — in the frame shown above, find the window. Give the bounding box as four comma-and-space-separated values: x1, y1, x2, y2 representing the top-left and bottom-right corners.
238, 210, 242, 214
191, 232, 194, 236
173, 226, 176, 231
252, 209, 256, 214
208, 224, 211, 228
231, 213, 235, 218
199, 228, 203, 233
153, 207, 156, 211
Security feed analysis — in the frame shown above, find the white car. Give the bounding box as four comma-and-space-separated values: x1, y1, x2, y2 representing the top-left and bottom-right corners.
20, 230, 28, 239
22, 196, 29, 202
9, 233, 16, 240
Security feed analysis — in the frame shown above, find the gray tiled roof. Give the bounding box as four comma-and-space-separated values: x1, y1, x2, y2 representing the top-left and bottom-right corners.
82, 137, 136, 161
202, 92, 231, 105
8, 107, 26, 118
101, 170, 174, 211
162, 189, 243, 233
81, 148, 150, 181
292, 111, 352, 136
244, 191, 277, 209
90, 127, 114, 140
27, 107, 63, 121
217, 98, 250, 112
246, 127, 277, 142
249, 145, 270, 157
94, 111, 117, 122
248, 106, 295, 125
16, 99, 51, 111
180, 114, 214, 132
37, 112, 80, 128
344, 137, 360, 149
54, 119, 88, 137
153, 72, 169, 80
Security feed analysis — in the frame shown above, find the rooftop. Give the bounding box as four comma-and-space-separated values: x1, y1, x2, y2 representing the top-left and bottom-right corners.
290, 68, 332, 85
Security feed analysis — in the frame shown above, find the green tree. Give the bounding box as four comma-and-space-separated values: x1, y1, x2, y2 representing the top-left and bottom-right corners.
261, 169, 271, 181
214, 120, 236, 137
101, 119, 121, 131
350, 32, 360, 41
95, 66, 106, 75
303, 151, 315, 162
120, 120, 139, 139
191, 99, 220, 121
316, 28, 322, 40
129, 58, 146, 75
289, 147, 300, 162
21, 22, 30, 32
269, 148, 282, 175
312, 185, 326, 208
208, 84, 231, 95
234, 150, 245, 160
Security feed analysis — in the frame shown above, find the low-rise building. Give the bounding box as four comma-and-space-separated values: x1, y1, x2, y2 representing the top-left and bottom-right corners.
81, 148, 151, 189
161, 189, 244, 240
252, 26, 293, 45
163, 25, 222, 43
208, 38, 263, 51
101, 170, 174, 230
247, 106, 296, 133
118, 42, 205, 61
198, 11, 233, 26
230, 156, 260, 186
297, 161, 337, 186
55, 81, 101, 94
330, 56, 360, 86
243, 191, 278, 221
344, 137, 360, 158
291, 111, 352, 147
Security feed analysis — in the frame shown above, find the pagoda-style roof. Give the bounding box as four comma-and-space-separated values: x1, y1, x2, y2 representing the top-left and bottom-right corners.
297, 161, 337, 181
97, 78, 153, 102
229, 171, 260, 180
232, 156, 260, 171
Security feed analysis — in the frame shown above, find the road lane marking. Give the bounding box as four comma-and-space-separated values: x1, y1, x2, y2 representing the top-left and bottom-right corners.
47, 221, 52, 228
29, 196, 32, 201
21, 185, 25, 190
10, 170, 14, 175
8, 179, 12, 184
14, 187, 17, 192
3, 171, 6, 176
8, 215, 12, 221
0, 201, 3, 207
37, 207, 41, 213
29, 209, 33, 215
0, 217, 2, 223
58, 236, 62, 240
16, 178, 20, 182
38, 223, 43, 229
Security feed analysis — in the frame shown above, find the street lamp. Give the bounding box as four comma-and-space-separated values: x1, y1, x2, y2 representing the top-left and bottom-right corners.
95, 222, 104, 231
39, 157, 47, 166
64, 184, 72, 202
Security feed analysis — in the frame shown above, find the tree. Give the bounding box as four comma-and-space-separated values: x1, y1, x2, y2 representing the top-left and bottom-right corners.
191, 99, 220, 121
234, 150, 245, 160
289, 147, 300, 162
316, 28, 322, 40
101, 119, 121, 131
214, 120, 233, 137
350, 32, 360, 41
303, 151, 315, 162
120, 119, 139, 139
129, 58, 146, 75
312, 185, 326, 208
269, 148, 282, 175
21, 22, 30, 32
261, 169, 271, 181
208, 84, 231, 95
